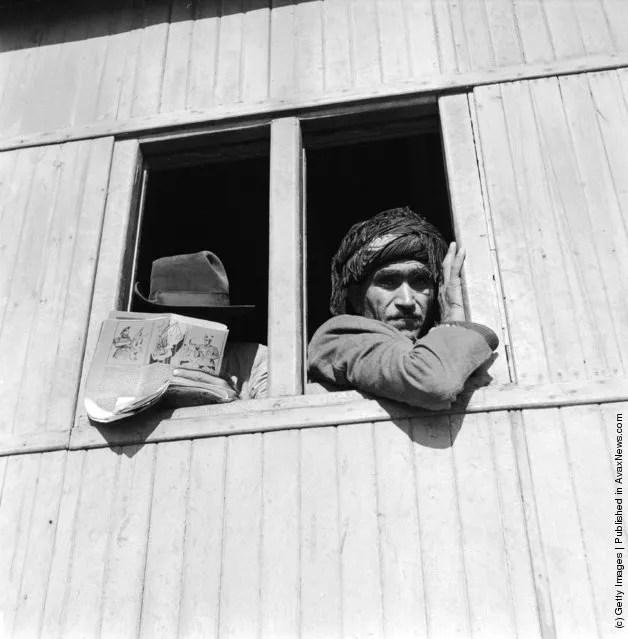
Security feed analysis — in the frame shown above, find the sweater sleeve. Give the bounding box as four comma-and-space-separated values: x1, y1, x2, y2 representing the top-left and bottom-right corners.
308, 316, 498, 410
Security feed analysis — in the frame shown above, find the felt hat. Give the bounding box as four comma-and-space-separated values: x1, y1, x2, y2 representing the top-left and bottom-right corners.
134, 250, 254, 320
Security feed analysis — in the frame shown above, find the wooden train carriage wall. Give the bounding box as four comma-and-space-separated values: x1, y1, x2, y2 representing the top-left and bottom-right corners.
1, 1, 628, 637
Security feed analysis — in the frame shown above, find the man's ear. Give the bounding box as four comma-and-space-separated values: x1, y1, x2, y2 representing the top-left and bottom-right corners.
347, 285, 363, 315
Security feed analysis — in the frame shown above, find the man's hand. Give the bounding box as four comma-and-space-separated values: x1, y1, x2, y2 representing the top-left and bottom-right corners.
438, 241, 466, 323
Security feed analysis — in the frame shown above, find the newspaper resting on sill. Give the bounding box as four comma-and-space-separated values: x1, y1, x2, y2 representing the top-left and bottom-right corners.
84, 311, 235, 423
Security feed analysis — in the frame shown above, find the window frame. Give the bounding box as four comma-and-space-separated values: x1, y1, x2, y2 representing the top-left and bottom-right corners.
73, 92, 516, 447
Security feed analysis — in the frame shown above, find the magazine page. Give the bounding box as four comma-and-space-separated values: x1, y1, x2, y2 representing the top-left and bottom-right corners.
109, 311, 229, 375
84, 318, 172, 421
85, 314, 231, 421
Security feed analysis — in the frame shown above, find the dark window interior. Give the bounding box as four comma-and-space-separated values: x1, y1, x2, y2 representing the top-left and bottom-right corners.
305, 131, 453, 339
132, 155, 270, 344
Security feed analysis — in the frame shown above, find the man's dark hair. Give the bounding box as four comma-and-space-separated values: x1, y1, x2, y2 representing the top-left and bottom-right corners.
329, 206, 448, 316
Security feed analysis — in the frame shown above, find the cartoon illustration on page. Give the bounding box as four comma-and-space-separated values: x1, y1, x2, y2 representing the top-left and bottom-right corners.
109, 324, 145, 363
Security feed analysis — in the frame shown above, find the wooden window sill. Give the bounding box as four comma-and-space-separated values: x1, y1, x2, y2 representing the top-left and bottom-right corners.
68, 376, 628, 452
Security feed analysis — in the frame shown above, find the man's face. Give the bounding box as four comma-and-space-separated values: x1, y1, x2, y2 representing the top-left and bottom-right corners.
351, 260, 436, 340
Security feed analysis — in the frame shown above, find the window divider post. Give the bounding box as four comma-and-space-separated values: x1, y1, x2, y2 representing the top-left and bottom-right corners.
268, 117, 305, 396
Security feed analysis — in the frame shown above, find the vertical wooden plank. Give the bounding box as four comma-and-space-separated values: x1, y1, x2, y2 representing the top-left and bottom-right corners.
439, 93, 511, 384
561, 404, 613, 633
348, 0, 381, 86
488, 411, 543, 638
12, 142, 89, 433
506, 79, 588, 382
337, 423, 384, 638
300, 427, 342, 638
99, 444, 155, 639
473, 84, 548, 384
0, 454, 39, 637
269, 0, 296, 99
114, 0, 146, 121
0, 147, 39, 337
321, 0, 352, 92
574, 0, 615, 55
45, 137, 115, 430
139, 441, 191, 638
39, 451, 84, 639
130, 0, 171, 118
412, 415, 471, 637
542, 0, 586, 59
187, 0, 220, 110
69, 0, 117, 128
61, 448, 119, 638
558, 74, 628, 376
260, 430, 300, 637
268, 117, 304, 396
512, 0, 554, 63
431, 0, 457, 74
376, 0, 410, 83
160, 0, 195, 114
589, 71, 628, 326
11, 452, 66, 639
0, 7, 30, 114
373, 420, 427, 639
482, 0, 524, 66
0, 145, 64, 433
451, 413, 516, 637
241, 0, 271, 103
530, 76, 623, 378
460, 0, 494, 70
0, 6, 48, 138
523, 408, 599, 638
178, 437, 227, 639
403, 0, 440, 78
295, 0, 324, 95
603, 0, 628, 53
15, 7, 70, 136
219, 433, 263, 639
76, 139, 140, 424
42, 6, 96, 134
214, 0, 244, 106
94, 0, 144, 122
446, 0, 471, 74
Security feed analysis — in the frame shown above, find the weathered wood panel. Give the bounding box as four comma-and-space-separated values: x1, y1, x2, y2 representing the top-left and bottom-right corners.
1, 403, 618, 638
0, 138, 114, 444
0, 0, 625, 139
474, 71, 628, 384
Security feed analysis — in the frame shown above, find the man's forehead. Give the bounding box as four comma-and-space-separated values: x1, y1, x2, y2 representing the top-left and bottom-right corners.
372, 259, 430, 275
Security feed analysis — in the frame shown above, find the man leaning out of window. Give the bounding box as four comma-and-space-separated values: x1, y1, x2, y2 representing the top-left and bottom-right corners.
308, 207, 498, 410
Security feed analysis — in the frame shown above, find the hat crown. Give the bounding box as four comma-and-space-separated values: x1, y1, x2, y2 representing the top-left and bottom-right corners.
149, 251, 230, 307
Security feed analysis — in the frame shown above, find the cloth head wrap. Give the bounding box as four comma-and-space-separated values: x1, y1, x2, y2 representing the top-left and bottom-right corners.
330, 207, 448, 316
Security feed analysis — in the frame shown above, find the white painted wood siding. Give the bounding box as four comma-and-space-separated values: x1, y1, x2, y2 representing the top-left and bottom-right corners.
0, 403, 618, 638
473, 71, 628, 384
0, 0, 627, 139
0, 138, 114, 446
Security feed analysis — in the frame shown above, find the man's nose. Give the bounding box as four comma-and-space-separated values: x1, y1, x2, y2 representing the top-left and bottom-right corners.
395, 284, 415, 309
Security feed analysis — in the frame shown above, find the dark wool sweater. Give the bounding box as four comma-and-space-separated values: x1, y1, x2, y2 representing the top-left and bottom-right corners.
308, 315, 499, 410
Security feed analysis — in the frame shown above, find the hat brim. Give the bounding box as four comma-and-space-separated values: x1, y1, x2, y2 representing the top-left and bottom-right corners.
133, 282, 255, 321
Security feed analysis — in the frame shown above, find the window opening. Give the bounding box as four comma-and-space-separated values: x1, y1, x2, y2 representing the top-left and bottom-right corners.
304, 122, 453, 340
131, 137, 270, 345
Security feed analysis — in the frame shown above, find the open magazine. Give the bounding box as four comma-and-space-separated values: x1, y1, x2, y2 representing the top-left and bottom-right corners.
84, 311, 235, 423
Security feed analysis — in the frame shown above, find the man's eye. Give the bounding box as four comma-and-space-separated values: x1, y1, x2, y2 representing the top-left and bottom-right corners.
410, 276, 431, 290
378, 277, 396, 288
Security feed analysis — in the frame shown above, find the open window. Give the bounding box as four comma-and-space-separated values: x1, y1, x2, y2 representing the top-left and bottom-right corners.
84, 93, 507, 425
302, 104, 454, 340
73, 93, 513, 444
129, 126, 271, 345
